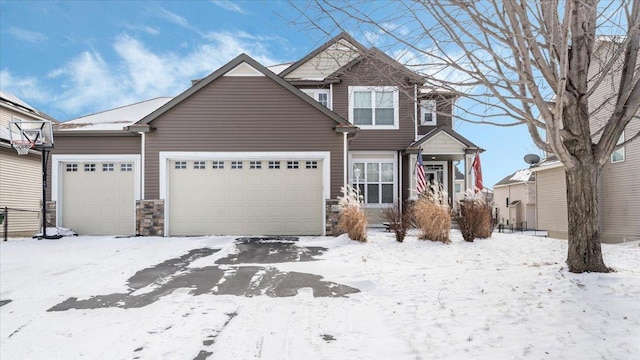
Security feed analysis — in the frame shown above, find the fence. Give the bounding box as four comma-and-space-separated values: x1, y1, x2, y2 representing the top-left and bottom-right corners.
1, 206, 41, 241
496, 221, 549, 237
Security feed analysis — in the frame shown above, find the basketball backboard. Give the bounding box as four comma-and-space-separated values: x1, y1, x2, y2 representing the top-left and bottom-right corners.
8, 120, 54, 150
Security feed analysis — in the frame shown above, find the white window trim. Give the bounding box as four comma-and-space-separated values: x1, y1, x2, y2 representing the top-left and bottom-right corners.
611, 131, 625, 163
51, 154, 141, 228
349, 151, 398, 207
159, 151, 331, 236
348, 86, 400, 130
300, 88, 331, 109
408, 157, 448, 200
420, 99, 437, 126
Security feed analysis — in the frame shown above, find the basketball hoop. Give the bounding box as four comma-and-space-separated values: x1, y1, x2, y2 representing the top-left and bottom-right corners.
12, 139, 34, 155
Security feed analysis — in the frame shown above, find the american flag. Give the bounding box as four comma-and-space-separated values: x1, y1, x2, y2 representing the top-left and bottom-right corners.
416, 150, 427, 194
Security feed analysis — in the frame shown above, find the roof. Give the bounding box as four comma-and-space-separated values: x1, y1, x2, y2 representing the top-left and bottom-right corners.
407, 125, 483, 152
266, 62, 293, 75
528, 155, 564, 172
0, 89, 57, 123
56, 97, 173, 131
455, 167, 464, 180
136, 53, 355, 131
329, 47, 424, 84
494, 169, 535, 187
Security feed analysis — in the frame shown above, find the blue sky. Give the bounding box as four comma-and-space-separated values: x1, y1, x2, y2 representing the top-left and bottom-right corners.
0, 0, 538, 187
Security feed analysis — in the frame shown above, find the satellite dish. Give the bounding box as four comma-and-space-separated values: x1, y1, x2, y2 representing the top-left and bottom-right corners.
524, 154, 541, 165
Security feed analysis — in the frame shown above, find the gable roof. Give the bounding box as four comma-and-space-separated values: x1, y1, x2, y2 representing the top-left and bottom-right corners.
329, 47, 424, 84
0, 89, 57, 123
278, 32, 368, 79
494, 169, 535, 187
57, 97, 172, 132
135, 53, 355, 131
406, 125, 482, 152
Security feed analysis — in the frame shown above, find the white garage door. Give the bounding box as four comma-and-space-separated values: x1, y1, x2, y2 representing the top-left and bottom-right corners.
168, 159, 324, 236
61, 161, 135, 235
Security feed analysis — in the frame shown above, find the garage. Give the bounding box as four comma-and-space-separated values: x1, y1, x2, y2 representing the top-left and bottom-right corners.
166, 155, 326, 236
58, 159, 138, 235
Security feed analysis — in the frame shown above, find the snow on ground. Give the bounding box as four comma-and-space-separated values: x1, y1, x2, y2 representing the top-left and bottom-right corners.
1, 230, 639, 359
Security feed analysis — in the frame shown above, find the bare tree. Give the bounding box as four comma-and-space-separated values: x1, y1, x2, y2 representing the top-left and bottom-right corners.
288, 0, 640, 272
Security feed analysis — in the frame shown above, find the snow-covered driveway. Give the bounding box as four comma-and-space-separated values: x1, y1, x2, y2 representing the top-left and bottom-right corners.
1, 231, 639, 359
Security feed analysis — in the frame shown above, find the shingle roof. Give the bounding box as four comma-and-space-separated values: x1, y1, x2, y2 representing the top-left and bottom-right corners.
494, 169, 535, 187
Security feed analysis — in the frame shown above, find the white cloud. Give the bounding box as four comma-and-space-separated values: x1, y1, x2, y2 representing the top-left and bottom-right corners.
155, 6, 190, 29
8, 27, 48, 43
0, 69, 49, 104
123, 24, 160, 36
211, 0, 248, 15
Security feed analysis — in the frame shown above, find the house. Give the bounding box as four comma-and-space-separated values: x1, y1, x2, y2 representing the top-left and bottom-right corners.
531, 40, 640, 243
452, 167, 465, 210
493, 168, 536, 230
0, 90, 57, 237
46, 32, 483, 237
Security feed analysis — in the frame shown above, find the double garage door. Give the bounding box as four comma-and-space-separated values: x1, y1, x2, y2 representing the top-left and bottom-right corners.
168, 158, 324, 236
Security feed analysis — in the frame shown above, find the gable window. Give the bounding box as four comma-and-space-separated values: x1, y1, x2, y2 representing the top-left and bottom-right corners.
420, 100, 437, 126
301, 89, 331, 108
348, 86, 399, 129
611, 131, 625, 163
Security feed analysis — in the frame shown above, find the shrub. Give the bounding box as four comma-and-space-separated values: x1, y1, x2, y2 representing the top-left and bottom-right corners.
457, 191, 494, 242
412, 182, 451, 243
337, 185, 368, 242
381, 201, 410, 242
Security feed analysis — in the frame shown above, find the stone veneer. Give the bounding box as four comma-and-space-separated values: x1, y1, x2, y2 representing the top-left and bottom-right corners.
325, 198, 344, 236
136, 200, 164, 236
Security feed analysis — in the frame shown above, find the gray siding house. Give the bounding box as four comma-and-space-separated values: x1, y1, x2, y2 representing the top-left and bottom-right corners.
46, 33, 482, 236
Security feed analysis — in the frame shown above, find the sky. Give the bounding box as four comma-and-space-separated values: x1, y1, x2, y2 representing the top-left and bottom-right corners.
0, 0, 539, 187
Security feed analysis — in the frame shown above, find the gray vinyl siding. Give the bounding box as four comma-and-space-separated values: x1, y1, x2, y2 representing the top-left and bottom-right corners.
0, 146, 41, 237
535, 167, 568, 239
145, 76, 344, 199
46, 134, 141, 200
332, 58, 416, 150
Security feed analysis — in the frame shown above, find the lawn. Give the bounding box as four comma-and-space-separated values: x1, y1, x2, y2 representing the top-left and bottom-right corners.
1, 230, 639, 359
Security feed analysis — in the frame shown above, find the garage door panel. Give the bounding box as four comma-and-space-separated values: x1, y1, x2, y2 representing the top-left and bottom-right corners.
169, 158, 324, 236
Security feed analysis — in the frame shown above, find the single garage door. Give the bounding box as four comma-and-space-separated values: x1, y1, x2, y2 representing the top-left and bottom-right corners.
61, 161, 136, 235
168, 159, 324, 236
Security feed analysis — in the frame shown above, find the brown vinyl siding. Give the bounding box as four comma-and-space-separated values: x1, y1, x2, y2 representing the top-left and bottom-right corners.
418, 98, 454, 135
145, 76, 344, 199
333, 58, 416, 150
46, 134, 141, 199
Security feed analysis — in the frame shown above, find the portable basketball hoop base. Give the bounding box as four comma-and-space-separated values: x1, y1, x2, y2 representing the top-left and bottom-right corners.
8, 120, 62, 240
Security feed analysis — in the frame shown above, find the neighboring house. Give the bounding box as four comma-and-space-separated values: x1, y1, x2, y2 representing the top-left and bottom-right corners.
47, 32, 482, 236
493, 169, 536, 229
452, 166, 465, 210
531, 40, 640, 243
0, 90, 57, 237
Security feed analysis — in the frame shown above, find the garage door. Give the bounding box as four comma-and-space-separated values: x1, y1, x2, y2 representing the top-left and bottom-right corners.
61, 161, 135, 235
168, 159, 324, 236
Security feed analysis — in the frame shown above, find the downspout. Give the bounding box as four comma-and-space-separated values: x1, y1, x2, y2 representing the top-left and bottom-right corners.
343, 132, 348, 189
139, 132, 145, 199
414, 84, 419, 141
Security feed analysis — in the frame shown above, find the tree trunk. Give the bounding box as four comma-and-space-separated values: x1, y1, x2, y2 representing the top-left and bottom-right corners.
565, 163, 609, 273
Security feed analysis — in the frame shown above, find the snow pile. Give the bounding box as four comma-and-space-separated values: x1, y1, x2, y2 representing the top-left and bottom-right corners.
510, 169, 533, 182
1, 231, 639, 359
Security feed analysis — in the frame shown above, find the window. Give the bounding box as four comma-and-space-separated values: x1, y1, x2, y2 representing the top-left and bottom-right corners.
611, 131, 625, 163
455, 183, 461, 193
102, 163, 114, 172
174, 161, 187, 170
231, 161, 243, 169
301, 89, 330, 108
287, 161, 299, 169
193, 161, 206, 169
349, 86, 399, 129
268, 161, 280, 169
352, 161, 394, 204
121, 163, 133, 172
420, 100, 437, 126
306, 161, 318, 169
212, 161, 224, 169
250, 161, 262, 169
84, 163, 96, 172
66, 163, 78, 172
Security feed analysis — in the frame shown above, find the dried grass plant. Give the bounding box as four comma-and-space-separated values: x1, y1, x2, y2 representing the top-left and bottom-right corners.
457, 190, 494, 242
412, 182, 451, 243
381, 202, 410, 243
337, 185, 368, 242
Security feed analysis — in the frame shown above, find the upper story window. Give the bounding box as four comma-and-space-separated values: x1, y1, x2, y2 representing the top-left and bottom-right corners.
611, 131, 625, 163
420, 100, 437, 126
348, 86, 399, 129
301, 89, 331, 108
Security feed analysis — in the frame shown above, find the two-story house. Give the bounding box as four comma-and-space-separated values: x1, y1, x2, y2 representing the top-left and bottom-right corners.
493, 168, 536, 230
45, 32, 482, 237
1, 89, 57, 237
